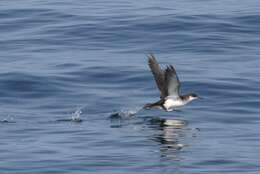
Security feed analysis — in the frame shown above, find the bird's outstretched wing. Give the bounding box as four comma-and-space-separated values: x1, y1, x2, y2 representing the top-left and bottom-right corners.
165, 65, 180, 98
148, 54, 167, 98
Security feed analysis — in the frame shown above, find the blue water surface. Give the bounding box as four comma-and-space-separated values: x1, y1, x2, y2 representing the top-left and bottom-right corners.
0, 1, 260, 173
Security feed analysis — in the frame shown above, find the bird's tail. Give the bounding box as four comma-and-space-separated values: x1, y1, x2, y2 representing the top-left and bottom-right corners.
143, 100, 164, 109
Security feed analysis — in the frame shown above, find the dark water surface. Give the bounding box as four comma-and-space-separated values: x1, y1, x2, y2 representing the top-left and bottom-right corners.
1, 1, 260, 173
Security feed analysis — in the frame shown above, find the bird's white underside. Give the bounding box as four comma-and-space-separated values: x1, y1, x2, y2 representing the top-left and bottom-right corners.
163, 98, 185, 111
163, 96, 198, 111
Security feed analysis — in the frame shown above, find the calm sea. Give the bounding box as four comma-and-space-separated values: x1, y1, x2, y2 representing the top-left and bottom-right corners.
0, 1, 260, 173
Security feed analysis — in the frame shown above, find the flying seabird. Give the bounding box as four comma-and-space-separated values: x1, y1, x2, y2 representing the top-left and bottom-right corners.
144, 54, 200, 111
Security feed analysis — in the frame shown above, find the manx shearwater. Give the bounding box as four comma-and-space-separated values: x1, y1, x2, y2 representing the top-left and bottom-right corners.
144, 54, 200, 111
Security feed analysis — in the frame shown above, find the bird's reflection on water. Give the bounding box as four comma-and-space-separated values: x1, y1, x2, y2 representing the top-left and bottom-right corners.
148, 117, 189, 159
109, 110, 195, 160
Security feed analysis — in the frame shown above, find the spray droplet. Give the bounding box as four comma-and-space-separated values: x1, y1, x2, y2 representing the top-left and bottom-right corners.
71, 109, 82, 122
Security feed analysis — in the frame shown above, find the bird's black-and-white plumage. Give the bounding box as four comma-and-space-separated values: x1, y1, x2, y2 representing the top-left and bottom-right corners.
144, 54, 199, 111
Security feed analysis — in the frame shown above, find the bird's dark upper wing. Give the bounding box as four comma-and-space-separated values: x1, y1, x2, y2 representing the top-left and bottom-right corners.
165, 65, 180, 98
148, 54, 167, 98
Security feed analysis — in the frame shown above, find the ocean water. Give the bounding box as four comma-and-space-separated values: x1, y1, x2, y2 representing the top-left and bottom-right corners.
1, 1, 260, 173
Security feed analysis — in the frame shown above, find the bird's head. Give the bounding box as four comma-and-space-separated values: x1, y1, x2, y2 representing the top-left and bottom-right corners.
186, 93, 200, 101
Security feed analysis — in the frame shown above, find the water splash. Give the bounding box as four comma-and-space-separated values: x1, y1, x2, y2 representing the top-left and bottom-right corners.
56, 108, 83, 123
71, 109, 82, 122
110, 107, 142, 119
1, 115, 15, 123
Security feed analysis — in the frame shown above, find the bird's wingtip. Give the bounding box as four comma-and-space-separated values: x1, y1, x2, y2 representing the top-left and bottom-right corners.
147, 53, 153, 59
147, 53, 158, 63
